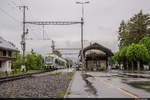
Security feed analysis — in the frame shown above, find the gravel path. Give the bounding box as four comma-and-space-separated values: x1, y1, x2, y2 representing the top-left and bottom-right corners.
0, 72, 73, 98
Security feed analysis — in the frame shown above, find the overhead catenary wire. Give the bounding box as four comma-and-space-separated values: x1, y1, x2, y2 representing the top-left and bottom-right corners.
24, 6, 51, 40
11, 0, 17, 6
0, 7, 20, 23
26, 24, 51, 40
26, 25, 41, 40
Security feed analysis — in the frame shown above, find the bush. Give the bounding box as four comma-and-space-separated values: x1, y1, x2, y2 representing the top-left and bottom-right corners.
25, 49, 43, 70
12, 53, 23, 70
97, 66, 106, 71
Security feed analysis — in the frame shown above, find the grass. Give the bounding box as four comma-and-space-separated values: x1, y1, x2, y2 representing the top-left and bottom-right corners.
68, 77, 72, 81
25, 70, 42, 73
65, 72, 75, 76
0, 69, 43, 78
58, 90, 65, 98
127, 81, 150, 92
67, 91, 71, 95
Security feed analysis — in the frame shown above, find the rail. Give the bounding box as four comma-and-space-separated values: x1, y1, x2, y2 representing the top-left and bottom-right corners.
0, 70, 50, 83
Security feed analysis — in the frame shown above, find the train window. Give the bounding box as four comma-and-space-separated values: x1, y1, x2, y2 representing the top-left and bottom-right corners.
45, 57, 53, 64
55, 59, 58, 64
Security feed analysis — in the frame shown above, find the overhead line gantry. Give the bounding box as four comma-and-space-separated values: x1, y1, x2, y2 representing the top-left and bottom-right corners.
25, 21, 82, 25
56, 48, 81, 50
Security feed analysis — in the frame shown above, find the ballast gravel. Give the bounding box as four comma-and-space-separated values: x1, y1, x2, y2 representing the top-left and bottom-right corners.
0, 72, 72, 98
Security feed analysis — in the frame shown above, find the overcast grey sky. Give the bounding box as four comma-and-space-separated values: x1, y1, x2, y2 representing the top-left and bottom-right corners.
0, 0, 150, 59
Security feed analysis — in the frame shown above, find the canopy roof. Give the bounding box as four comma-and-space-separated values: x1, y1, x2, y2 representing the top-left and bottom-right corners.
83, 43, 113, 57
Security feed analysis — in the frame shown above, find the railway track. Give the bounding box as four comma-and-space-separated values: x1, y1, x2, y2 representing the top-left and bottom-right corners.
0, 70, 52, 83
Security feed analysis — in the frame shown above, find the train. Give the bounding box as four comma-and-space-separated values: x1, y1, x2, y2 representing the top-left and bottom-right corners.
44, 53, 67, 70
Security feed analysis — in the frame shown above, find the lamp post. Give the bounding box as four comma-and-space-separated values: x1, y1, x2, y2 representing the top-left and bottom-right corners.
76, 1, 89, 70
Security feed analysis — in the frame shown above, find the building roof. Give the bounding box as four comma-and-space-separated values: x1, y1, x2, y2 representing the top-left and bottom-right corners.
83, 42, 113, 56
0, 36, 19, 52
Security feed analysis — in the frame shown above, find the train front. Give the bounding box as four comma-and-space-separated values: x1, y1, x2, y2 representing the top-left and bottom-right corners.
44, 54, 54, 71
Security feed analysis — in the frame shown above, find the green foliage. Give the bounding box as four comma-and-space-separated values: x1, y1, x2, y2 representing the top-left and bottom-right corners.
118, 10, 150, 48
113, 46, 128, 63
112, 51, 121, 62
53, 50, 62, 57
118, 20, 129, 48
68, 77, 72, 81
119, 46, 128, 60
126, 43, 149, 63
97, 67, 106, 71
65, 59, 73, 68
139, 36, 150, 54
25, 49, 43, 70
36, 54, 43, 68
116, 11, 150, 70
12, 53, 23, 70
58, 90, 65, 98
108, 57, 115, 66
65, 72, 75, 76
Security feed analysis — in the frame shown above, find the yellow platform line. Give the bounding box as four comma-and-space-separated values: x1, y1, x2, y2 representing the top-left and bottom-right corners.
117, 88, 139, 98
88, 73, 139, 98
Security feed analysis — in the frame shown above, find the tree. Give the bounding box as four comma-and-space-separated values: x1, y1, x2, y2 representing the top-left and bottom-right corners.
127, 10, 150, 43
25, 49, 43, 70
139, 36, 150, 54
139, 36, 150, 68
126, 43, 149, 71
119, 46, 128, 69
31, 49, 35, 55
65, 59, 73, 68
112, 46, 128, 69
112, 51, 121, 68
118, 20, 128, 48
12, 53, 23, 71
25, 53, 36, 70
53, 50, 62, 57
36, 54, 43, 68
118, 10, 150, 48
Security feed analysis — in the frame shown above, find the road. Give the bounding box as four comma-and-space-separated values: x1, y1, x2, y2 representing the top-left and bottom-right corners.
68, 71, 150, 98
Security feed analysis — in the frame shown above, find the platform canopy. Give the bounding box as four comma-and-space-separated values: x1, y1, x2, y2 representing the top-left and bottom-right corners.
83, 43, 113, 58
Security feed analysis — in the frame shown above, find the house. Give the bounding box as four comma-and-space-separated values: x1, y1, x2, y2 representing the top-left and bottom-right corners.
79, 43, 113, 71
0, 37, 19, 73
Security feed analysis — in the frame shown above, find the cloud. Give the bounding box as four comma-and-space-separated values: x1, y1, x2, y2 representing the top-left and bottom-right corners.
0, 0, 150, 61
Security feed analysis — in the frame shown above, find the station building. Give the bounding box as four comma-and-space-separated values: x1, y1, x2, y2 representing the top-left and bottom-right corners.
0, 37, 19, 73
80, 43, 113, 71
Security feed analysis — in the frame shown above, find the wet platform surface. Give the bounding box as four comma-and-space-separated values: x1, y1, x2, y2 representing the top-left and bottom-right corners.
67, 71, 150, 98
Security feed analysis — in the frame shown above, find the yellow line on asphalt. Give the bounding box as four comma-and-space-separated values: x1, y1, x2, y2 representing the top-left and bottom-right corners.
117, 88, 139, 98
95, 77, 114, 88
88, 73, 139, 98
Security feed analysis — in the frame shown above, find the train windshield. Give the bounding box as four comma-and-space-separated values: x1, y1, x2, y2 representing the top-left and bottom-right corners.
45, 56, 53, 64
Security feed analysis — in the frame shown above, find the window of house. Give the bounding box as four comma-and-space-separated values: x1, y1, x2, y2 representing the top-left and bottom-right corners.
3, 50, 6, 56
0, 50, 2, 56
8, 51, 12, 57
0, 61, 2, 68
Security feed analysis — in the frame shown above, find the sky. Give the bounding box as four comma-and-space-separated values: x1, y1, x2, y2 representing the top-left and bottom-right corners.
0, 0, 150, 60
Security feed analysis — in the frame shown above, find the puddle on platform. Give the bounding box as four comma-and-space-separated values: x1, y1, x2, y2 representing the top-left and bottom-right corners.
127, 81, 150, 93
126, 75, 147, 78
82, 73, 98, 96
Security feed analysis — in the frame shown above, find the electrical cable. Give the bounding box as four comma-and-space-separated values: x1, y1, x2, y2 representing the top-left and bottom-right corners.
0, 7, 20, 23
